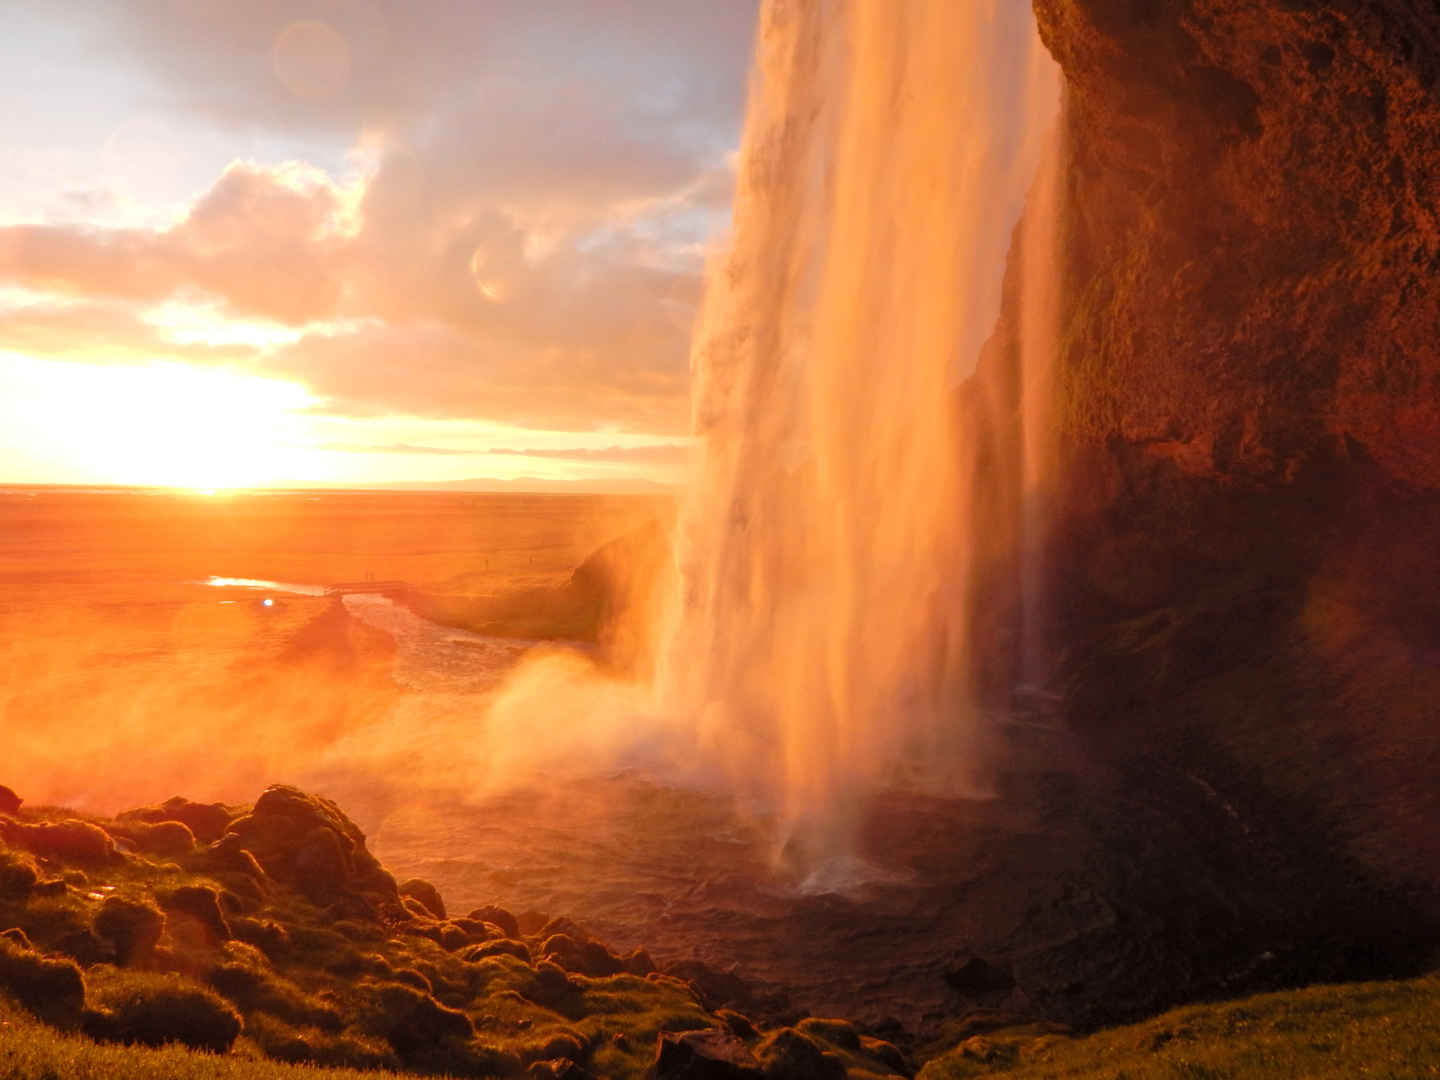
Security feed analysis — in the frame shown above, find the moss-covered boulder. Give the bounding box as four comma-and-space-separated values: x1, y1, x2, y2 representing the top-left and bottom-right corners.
93, 896, 165, 968
755, 1027, 847, 1080
0, 930, 85, 1028
120, 796, 233, 845
1, 819, 118, 864
655, 1028, 763, 1079
222, 785, 400, 914
82, 968, 243, 1053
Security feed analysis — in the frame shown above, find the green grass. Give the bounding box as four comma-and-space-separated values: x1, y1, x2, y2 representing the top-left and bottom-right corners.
917, 972, 1440, 1080
0, 997, 392, 1080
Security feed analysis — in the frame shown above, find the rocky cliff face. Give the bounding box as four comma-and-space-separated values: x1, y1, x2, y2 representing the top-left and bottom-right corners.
1036, 0, 1440, 488
962, 0, 1440, 1000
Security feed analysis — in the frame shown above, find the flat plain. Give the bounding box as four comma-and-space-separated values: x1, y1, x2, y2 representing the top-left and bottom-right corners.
0, 487, 669, 812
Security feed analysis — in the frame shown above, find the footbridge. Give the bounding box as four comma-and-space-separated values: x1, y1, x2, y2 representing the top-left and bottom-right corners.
324, 580, 414, 597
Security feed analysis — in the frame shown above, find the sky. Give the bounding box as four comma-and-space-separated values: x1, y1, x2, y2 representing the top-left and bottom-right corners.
0, 0, 760, 490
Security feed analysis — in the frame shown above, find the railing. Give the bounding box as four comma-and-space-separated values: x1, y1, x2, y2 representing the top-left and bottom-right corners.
323, 580, 413, 596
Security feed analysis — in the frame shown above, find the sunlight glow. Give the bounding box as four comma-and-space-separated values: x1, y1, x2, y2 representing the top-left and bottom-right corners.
145, 301, 308, 350
0, 354, 318, 489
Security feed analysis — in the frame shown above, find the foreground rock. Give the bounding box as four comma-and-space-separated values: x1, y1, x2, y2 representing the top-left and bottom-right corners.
655, 1029, 762, 1079
0, 783, 917, 1079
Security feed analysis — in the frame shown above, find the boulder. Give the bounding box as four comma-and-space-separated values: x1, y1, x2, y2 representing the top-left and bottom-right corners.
161, 885, 232, 949
796, 1018, 861, 1051
437, 923, 472, 952
0, 847, 41, 899
0, 785, 21, 816
391, 968, 433, 993
359, 982, 474, 1060
207, 962, 343, 1032
197, 833, 267, 880
717, 1009, 758, 1041
668, 961, 754, 1011
223, 786, 399, 911
448, 917, 495, 939
623, 946, 658, 976
516, 961, 577, 1011
120, 797, 232, 844
541, 933, 628, 978
858, 1037, 912, 1078
399, 878, 446, 920
111, 820, 196, 857
528, 1059, 601, 1080
468, 904, 521, 939
83, 972, 242, 1053
958, 1037, 1000, 1063
291, 826, 351, 896
755, 1028, 847, 1080
1, 819, 117, 864
656, 1029, 763, 1080
461, 938, 533, 965
536, 916, 593, 944
94, 896, 166, 967
0, 933, 85, 1028
230, 917, 292, 961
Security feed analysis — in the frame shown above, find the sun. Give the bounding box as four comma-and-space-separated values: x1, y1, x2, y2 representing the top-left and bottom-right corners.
0, 355, 319, 489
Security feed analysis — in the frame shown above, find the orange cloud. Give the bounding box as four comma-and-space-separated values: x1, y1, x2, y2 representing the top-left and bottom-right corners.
0, 163, 346, 324
0, 158, 705, 431
0, 2, 758, 437
317, 442, 689, 463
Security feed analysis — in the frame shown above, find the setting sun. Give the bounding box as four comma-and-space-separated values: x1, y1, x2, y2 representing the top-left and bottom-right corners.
0, 354, 315, 488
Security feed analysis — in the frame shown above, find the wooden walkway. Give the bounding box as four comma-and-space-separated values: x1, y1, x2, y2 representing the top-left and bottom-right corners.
324, 580, 413, 596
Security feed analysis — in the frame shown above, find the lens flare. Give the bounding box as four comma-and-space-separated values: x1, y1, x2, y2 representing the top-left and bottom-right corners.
272, 21, 353, 102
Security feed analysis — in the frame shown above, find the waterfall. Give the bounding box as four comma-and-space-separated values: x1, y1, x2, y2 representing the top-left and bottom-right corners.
662, 0, 1062, 871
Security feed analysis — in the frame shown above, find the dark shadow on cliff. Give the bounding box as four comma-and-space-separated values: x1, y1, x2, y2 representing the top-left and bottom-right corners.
934, 0, 1440, 1032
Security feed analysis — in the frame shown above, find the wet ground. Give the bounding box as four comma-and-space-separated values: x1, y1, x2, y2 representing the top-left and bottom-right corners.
293, 592, 1101, 1031
301, 591, 1430, 1035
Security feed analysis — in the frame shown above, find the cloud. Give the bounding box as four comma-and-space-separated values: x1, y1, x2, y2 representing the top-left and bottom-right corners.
0, 163, 349, 325
486, 444, 690, 464
318, 442, 474, 455
88, 1, 758, 147
319, 441, 690, 462
0, 293, 258, 363
0, 155, 705, 431
0, 2, 760, 436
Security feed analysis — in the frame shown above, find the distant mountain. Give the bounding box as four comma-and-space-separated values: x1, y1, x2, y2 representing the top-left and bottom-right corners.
272, 476, 682, 496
